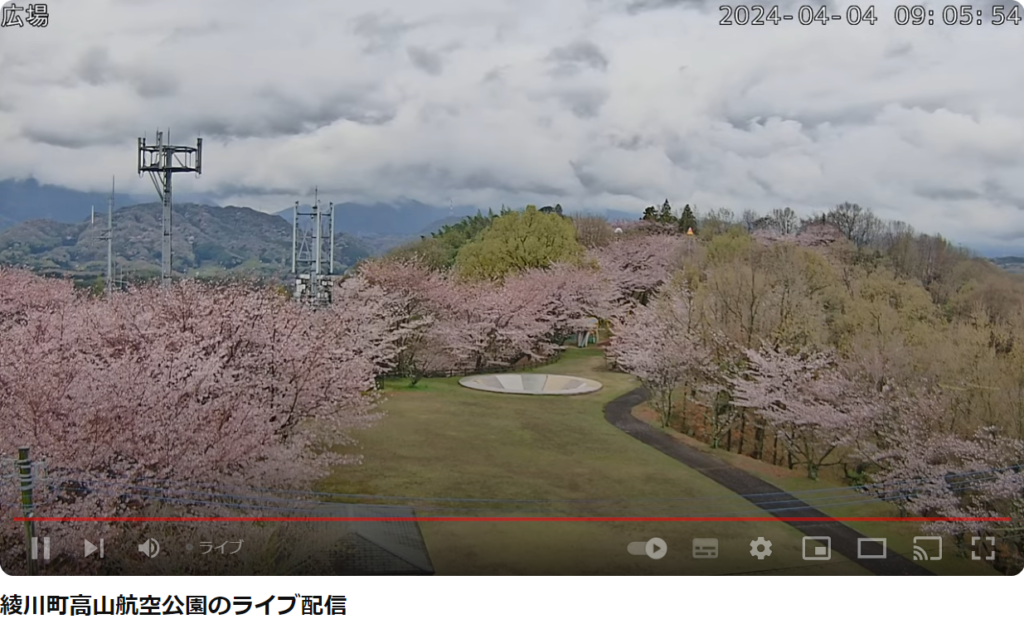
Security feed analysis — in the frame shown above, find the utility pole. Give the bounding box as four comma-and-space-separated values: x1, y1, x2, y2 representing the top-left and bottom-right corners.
137, 129, 202, 286
17, 447, 36, 576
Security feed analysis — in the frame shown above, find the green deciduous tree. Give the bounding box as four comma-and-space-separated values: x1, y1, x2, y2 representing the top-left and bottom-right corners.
387, 209, 502, 270
454, 205, 584, 280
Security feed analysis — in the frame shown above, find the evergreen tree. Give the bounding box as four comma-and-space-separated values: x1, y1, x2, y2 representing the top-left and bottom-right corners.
658, 200, 676, 224
678, 203, 698, 234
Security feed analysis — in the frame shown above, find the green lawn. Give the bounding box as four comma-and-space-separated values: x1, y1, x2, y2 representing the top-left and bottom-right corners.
320, 349, 870, 574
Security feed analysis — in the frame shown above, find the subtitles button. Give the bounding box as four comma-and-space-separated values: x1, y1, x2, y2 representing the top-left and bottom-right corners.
692, 538, 718, 559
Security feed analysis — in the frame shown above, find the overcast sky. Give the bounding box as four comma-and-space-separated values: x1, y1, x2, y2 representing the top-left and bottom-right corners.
0, 0, 1022, 250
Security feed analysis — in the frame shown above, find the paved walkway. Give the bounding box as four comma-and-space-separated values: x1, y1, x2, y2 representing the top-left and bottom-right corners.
604, 387, 932, 575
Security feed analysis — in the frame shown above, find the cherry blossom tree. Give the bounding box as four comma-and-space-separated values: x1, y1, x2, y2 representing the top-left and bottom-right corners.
727, 346, 883, 479
752, 223, 847, 249
437, 276, 568, 371
356, 259, 446, 383
360, 258, 620, 376
0, 268, 76, 329
0, 271, 400, 569
869, 394, 1024, 551
503, 263, 621, 344
609, 284, 715, 428
588, 235, 687, 306
696, 333, 745, 449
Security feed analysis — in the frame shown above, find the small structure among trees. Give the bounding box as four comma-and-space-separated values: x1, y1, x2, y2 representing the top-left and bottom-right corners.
576, 317, 599, 348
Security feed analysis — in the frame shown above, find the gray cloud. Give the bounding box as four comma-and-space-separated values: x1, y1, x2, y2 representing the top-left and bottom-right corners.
352, 11, 420, 53
20, 127, 106, 149
884, 42, 914, 59
556, 89, 609, 119
546, 41, 609, 76
163, 21, 225, 43
73, 46, 179, 98
0, 0, 1022, 251
482, 65, 508, 84
625, 0, 707, 14
915, 188, 982, 202
625, 0, 868, 15
408, 46, 443, 75
982, 180, 1024, 211
76, 47, 114, 86
192, 89, 396, 139
210, 184, 301, 199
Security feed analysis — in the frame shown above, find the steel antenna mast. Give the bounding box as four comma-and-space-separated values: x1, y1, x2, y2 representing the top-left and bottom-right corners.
137, 129, 202, 285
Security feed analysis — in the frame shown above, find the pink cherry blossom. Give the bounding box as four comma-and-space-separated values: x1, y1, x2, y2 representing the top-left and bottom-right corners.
727, 346, 884, 479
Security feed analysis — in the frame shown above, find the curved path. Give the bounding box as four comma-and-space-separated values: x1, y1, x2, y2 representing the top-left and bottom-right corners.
604, 387, 932, 575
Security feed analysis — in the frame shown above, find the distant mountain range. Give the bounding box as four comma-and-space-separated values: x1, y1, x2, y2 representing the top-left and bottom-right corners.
0, 202, 374, 284
989, 256, 1024, 274
0, 178, 141, 230
2, 177, 640, 236
272, 200, 480, 238
22, 177, 1023, 280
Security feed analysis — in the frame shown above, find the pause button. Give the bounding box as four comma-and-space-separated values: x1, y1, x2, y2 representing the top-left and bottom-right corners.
31, 537, 50, 560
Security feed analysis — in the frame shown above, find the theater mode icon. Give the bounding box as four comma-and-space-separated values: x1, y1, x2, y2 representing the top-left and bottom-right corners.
856, 538, 887, 559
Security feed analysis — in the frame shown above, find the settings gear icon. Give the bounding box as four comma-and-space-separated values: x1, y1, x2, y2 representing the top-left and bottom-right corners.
749, 537, 772, 560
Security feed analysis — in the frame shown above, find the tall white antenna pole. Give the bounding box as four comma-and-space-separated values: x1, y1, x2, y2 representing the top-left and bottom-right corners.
291, 200, 298, 274
107, 178, 114, 299
313, 187, 321, 277
329, 202, 335, 275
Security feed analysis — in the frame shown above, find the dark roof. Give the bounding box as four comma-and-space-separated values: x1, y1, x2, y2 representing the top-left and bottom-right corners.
281, 504, 434, 575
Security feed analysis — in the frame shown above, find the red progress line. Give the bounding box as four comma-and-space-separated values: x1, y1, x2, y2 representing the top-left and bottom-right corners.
13, 517, 1012, 522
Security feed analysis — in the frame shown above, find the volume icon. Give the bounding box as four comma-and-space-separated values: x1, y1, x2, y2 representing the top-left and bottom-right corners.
138, 538, 160, 558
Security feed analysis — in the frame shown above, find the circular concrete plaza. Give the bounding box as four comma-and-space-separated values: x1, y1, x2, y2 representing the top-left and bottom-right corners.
458, 373, 603, 396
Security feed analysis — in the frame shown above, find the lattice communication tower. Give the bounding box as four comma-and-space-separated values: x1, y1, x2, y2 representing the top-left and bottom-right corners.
291, 187, 336, 305
137, 129, 202, 285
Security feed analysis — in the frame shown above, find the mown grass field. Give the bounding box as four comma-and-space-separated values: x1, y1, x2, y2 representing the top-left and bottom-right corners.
321, 348, 995, 575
